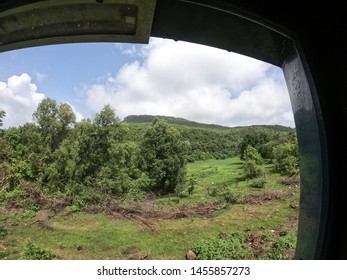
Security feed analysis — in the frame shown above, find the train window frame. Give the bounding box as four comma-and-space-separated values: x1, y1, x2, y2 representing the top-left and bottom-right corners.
0, 0, 329, 259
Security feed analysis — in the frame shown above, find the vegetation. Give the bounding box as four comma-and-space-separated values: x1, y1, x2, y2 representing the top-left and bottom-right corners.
0, 98, 300, 260
138, 118, 189, 194
192, 232, 253, 260
21, 239, 56, 260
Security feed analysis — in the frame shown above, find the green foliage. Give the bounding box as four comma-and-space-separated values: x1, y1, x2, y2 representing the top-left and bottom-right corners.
0, 187, 25, 203
265, 229, 297, 259
250, 178, 266, 188
125, 116, 293, 162
273, 143, 299, 176
94, 105, 120, 127
11, 210, 37, 226
239, 131, 270, 160
192, 232, 254, 260
21, 239, 55, 260
0, 110, 5, 127
187, 173, 198, 195
0, 98, 298, 213
242, 145, 263, 164
241, 145, 265, 181
0, 223, 8, 240
242, 160, 264, 179
32, 98, 76, 151
259, 230, 275, 242
138, 118, 189, 193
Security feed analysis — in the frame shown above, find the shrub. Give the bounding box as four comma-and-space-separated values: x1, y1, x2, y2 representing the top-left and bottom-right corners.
243, 160, 264, 179
265, 229, 297, 259
192, 232, 253, 260
21, 240, 56, 260
250, 178, 266, 188
0, 223, 8, 240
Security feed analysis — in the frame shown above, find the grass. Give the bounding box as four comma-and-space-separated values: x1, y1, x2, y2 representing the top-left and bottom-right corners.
0, 157, 300, 260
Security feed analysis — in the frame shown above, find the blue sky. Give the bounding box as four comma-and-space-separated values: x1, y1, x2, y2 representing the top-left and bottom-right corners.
0, 37, 294, 128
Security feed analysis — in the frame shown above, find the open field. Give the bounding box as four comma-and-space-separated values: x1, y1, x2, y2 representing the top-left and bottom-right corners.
0, 157, 300, 260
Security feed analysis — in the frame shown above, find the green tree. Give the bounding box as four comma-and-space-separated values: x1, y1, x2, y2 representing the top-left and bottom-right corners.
239, 131, 270, 160
241, 145, 264, 179
258, 141, 276, 160
273, 142, 299, 176
94, 104, 120, 127
43, 106, 136, 202
33, 98, 76, 151
138, 118, 188, 193
32, 98, 59, 147
242, 160, 264, 179
242, 145, 263, 164
187, 173, 198, 196
57, 102, 76, 140
0, 110, 5, 128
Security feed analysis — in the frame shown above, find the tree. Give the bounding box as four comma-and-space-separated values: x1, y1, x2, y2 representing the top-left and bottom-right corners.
242, 160, 264, 179
33, 98, 58, 133
94, 105, 120, 127
239, 131, 270, 160
242, 145, 263, 164
273, 142, 299, 176
33, 98, 76, 151
138, 118, 189, 193
43, 106, 136, 201
0, 110, 5, 127
241, 145, 264, 179
57, 102, 76, 140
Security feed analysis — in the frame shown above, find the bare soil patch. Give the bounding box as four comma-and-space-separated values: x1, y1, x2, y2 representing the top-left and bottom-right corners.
103, 201, 227, 231
242, 190, 298, 205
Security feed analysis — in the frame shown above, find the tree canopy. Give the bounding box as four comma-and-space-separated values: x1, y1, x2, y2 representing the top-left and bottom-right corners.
0, 98, 298, 209
138, 118, 189, 193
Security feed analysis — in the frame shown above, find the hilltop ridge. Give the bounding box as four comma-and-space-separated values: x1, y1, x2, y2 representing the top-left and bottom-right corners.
123, 114, 293, 132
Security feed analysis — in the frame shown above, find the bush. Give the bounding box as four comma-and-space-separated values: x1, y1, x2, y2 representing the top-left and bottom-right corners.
0, 187, 25, 203
243, 160, 264, 179
21, 240, 56, 260
265, 229, 297, 259
0, 223, 8, 240
192, 232, 253, 260
250, 178, 266, 188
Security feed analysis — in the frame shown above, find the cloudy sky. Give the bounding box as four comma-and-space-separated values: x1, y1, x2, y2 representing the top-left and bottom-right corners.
0, 37, 294, 128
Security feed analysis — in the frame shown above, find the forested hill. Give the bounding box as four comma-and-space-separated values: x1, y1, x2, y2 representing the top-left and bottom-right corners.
124, 115, 295, 161
124, 115, 228, 130
123, 115, 293, 132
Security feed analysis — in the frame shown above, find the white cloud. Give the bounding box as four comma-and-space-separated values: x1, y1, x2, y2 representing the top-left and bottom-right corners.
114, 43, 146, 58
35, 71, 48, 83
0, 73, 45, 128
0, 73, 84, 128
68, 103, 84, 123
85, 38, 294, 127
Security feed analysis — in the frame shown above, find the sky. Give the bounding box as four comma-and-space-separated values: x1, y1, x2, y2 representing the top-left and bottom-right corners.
0, 37, 294, 129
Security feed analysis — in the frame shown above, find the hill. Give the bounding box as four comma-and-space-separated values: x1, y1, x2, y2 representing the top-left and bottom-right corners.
123, 115, 293, 132
124, 115, 295, 161
123, 115, 229, 130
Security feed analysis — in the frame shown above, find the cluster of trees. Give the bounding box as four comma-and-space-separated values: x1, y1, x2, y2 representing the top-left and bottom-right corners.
0, 98, 299, 208
125, 118, 293, 163
0, 99, 188, 207
239, 130, 299, 179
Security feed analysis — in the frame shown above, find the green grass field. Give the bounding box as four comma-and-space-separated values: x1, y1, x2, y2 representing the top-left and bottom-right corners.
0, 157, 300, 260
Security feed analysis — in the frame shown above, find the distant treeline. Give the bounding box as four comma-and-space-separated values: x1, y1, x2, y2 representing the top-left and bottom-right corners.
124, 115, 295, 162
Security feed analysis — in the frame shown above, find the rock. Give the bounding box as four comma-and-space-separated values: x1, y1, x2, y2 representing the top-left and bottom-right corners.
186, 250, 197, 260
290, 203, 300, 209
124, 247, 149, 260
124, 247, 140, 255
129, 252, 149, 260
219, 232, 231, 239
